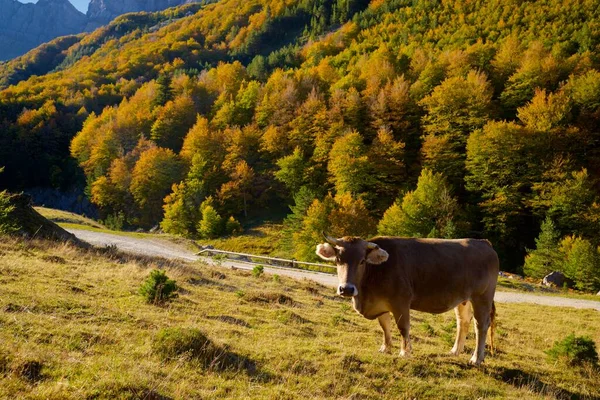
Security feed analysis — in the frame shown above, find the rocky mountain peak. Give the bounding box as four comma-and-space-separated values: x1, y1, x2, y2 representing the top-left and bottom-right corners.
0, 0, 87, 61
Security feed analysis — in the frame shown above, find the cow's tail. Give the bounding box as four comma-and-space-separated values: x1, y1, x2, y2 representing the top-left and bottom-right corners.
489, 301, 497, 356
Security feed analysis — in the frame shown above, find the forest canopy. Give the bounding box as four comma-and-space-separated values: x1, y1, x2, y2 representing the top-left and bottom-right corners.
1, 0, 600, 286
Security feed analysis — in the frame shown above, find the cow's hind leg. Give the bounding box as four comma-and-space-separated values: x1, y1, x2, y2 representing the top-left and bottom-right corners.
469, 297, 493, 366
392, 308, 411, 357
450, 301, 473, 355
377, 312, 393, 353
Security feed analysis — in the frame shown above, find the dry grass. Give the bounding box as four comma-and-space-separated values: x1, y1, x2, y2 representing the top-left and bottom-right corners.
0, 235, 599, 399
35, 207, 105, 229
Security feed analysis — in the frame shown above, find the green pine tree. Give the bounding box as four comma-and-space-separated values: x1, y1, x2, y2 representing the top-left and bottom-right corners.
154, 74, 174, 108
197, 198, 223, 239
523, 217, 562, 279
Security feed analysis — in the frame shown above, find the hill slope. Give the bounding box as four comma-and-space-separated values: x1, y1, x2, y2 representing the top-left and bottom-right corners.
86, 0, 200, 27
1, 0, 600, 275
0, 236, 599, 398
0, 0, 209, 61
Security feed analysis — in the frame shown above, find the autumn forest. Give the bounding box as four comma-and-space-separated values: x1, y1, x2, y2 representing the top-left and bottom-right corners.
1, 0, 600, 288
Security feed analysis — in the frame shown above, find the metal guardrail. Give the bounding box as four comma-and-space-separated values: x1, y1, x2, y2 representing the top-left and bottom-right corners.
196, 248, 336, 274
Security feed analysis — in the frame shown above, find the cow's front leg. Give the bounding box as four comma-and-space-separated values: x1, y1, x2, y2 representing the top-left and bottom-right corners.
377, 313, 393, 353
393, 310, 411, 357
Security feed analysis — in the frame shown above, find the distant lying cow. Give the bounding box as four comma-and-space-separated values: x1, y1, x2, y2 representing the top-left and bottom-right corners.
316, 234, 498, 365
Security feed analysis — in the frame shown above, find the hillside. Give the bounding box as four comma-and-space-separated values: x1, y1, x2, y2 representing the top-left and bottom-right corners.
86, 0, 202, 27
0, 3, 205, 89
0, 0, 209, 62
0, 235, 599, 398
1, 0, 600, 278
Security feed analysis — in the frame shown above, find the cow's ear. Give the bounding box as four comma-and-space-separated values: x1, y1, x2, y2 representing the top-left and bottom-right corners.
366, 247, 389, 265
316, 243, 337, 261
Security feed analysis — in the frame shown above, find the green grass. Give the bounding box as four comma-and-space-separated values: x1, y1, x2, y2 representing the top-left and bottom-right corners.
198, 223, 286, 257
0, 236, 599, 399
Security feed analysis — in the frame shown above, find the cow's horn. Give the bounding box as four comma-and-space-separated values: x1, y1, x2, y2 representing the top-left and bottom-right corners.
366, 242, 379, 250
322, 231, 342, 246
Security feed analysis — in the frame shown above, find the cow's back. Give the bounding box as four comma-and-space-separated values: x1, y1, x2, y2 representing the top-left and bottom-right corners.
370, 237, 499, 313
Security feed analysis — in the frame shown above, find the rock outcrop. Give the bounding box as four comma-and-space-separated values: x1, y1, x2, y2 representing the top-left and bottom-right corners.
0, 0, 87, 61
2, 192, 83, 244
542, 271, 574, 288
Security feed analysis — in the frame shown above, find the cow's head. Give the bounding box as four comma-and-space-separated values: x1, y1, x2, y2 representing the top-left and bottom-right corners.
316, 233, 389, 297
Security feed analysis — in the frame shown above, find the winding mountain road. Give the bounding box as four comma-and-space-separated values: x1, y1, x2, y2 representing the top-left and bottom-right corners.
67, 228, 600, 311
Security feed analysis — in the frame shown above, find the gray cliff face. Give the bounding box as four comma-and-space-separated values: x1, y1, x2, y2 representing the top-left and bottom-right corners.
0, 0, 87, 61
0, 0, 197, 61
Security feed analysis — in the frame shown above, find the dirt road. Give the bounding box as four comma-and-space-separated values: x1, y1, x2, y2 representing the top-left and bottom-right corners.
68, 228, 600, 311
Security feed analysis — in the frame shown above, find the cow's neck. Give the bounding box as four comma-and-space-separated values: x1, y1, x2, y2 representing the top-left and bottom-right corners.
352, 263, 393, 319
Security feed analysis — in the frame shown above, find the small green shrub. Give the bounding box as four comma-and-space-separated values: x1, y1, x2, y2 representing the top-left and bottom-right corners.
103, 212, 125, 231
0, 190, 19, 234
153, 327, 214, 361
225, 216, 243, 235
197, 202, 223, 239
139, 269, 178, 304
546, 334, 599, 366
252, 265, 264, 278
272, 274, 280, 283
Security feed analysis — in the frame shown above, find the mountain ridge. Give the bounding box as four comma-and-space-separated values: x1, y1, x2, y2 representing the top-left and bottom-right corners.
86, 0, 197, 27
0, 0, 87, 60
0, 0, 198, 61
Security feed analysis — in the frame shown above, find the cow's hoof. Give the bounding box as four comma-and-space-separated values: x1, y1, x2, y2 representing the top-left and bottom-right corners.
449, 348, 460, 356
399, 349, 411, 358
468, 357, 482, 366
379, 344, 392, 354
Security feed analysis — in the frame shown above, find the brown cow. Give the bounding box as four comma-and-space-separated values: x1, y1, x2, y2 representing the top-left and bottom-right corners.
316, 234, 498, 365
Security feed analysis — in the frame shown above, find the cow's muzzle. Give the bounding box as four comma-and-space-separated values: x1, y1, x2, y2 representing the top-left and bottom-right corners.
338, 284, 358, 297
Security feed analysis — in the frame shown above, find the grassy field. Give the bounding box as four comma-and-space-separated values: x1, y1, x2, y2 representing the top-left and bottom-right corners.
198, 224, 286, 257
34, 207, 105, 229
1, 236, 599, 399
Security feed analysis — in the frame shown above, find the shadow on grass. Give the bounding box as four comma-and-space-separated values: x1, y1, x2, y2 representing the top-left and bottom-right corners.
207, 346, 271, 381
206, 314, 251, 328
492, 366, 580, 399
153, 327, 272, 382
